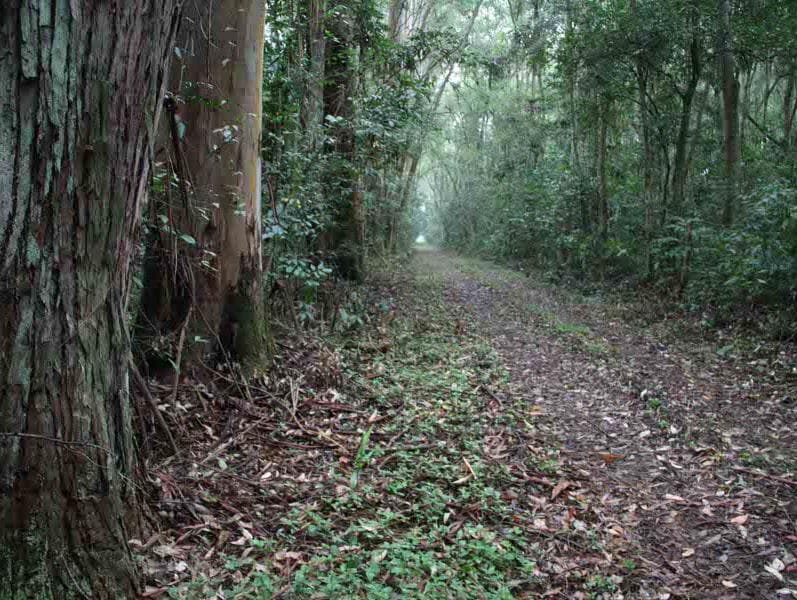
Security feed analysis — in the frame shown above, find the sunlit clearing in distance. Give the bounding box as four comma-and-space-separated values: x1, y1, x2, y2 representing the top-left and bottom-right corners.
415, 234, 427, 244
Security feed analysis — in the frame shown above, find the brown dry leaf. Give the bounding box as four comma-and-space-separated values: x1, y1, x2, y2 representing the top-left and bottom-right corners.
598, 452, 624, 464
551, 480, 572, 500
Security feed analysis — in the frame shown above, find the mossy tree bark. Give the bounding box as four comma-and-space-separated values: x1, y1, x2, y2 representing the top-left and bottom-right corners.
139, 0, 270, 367
0, 0, 180, 597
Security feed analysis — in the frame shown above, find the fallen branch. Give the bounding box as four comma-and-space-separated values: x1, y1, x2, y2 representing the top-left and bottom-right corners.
732, 466, 797, 488
130, 359, 180, 456
200, 416, 270, 465
170, 306, 193, 408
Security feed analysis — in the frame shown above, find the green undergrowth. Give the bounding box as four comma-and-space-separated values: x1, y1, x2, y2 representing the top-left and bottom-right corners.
171, 262, 548, 598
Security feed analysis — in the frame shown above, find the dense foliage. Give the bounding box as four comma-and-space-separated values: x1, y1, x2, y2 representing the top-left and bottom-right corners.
260, 0, 484, 296
426, 0, 797, 330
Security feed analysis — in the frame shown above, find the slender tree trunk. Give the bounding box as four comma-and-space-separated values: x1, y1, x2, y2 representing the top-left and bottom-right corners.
596, 101, 610, 241
388, 0, 406, 41
140, 0, 269, 366
671, 7, 701, 217
632, 0, 654, 278
687, 82, 710, 178
783, 64, 796, 148
783, 59, 797, 148
719, 0, 739, 226
0, 1, 179, 596
387, 0, 483, 254
302, 0, 326, 148
739, 64, 754, 152
389, 153, 421, 252
324, 0, 365, 280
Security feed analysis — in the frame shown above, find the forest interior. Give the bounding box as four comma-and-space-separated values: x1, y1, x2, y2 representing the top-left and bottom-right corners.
0, 0, 796, 598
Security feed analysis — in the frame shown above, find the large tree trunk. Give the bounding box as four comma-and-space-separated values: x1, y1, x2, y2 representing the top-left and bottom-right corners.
140, 0, 269, 366
719, 0, 739, 226
0, 1, 179, 597
324, 1, 365, 281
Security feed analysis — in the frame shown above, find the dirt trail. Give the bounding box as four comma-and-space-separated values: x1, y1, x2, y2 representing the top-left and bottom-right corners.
414, 247, 796, 599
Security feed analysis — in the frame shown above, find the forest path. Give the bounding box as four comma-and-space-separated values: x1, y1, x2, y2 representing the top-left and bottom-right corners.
412, 246, 796, 598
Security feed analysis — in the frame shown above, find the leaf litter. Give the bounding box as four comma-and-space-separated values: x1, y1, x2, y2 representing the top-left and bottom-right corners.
136, 248, 796, 599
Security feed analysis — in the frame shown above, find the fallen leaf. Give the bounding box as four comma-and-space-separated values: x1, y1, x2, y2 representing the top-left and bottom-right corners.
765, 558, 786, 582
551, 480, 572, 500
173, 561, 188, 573
730, 514, 749, 525
664, 494, 686, 503
274, 551, 303, 561
532, 517, 550, 531
682, 548, 695, 558
598, 452, 624, 464
722, 580, 737, 588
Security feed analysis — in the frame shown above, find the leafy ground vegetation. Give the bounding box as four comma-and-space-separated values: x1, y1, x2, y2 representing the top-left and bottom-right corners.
138, 247, 796, 598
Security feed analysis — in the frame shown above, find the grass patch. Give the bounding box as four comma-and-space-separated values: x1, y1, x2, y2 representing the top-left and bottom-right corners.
554, 321, 592, 336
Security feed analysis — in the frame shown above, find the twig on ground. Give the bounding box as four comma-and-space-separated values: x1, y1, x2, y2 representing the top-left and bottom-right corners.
170, 306, 193, 408
200, 416, 271, 465
732, 466, 797, 487
130, 359, 180, 456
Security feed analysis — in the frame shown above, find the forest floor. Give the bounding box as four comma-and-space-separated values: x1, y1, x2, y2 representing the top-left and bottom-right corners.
138, 247, 796, 599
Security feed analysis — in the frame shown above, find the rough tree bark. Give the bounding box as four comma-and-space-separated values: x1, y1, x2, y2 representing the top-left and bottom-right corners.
0, 1, 179, 597
139, 0, 269, 366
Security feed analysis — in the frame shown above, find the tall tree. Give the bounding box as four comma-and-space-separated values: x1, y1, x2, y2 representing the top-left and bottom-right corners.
719, 0, 740, 225
0, 0, 180, 596
139, 0, 269, 365
302, 0, 327, 147
324, 0, 366, 280
671, 0, 702, 216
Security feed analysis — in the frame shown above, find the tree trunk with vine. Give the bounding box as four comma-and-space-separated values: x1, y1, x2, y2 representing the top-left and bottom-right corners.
139, 0, 270, 368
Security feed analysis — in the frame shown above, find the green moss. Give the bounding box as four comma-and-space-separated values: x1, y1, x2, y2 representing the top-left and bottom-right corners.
0, 526, 56, 600
227, 287, 273, 369
25, 237, 40, 267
